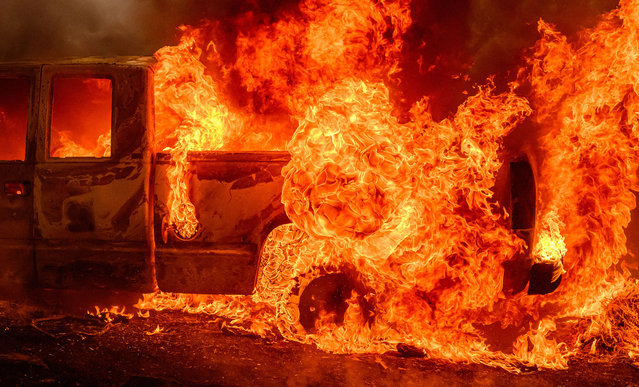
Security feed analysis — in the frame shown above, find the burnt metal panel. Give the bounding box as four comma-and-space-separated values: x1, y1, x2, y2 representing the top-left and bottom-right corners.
0, 65, 40, 288
154, 152, 291, 294
155, 244, 258, 294
36, 241, 150, 290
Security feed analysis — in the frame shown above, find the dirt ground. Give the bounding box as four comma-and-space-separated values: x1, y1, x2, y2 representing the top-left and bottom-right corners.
0, 289, 638, 386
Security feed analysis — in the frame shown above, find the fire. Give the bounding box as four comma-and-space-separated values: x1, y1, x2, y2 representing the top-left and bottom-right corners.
50, 78, 112, 158
52, 131, 111, 159
0, 78, 29, 161
153, 0, 411, 237
145, 325, 164, 336
529, 0, 639, 318
272, 81, 533, 363
532, 211, 566, 282
512, 319, 570, 369
283, 79, 416, 253
88, 306, 134, 324
153, 26, 236, 238
134, 0, 639, 373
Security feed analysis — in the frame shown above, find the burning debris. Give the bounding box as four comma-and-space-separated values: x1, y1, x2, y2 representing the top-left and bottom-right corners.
29, 306, 133, 339
584, 282, 639, 358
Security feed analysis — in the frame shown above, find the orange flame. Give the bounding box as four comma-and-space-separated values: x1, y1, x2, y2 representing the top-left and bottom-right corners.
145, 325, 164, 335
139, 0, 639, 373
153, 26, 236, 238
153, 0, 412, 237
529, 0, 639, 320
51, 78, 112, 158
532, 211, 566, 281
88, 305, 134, 323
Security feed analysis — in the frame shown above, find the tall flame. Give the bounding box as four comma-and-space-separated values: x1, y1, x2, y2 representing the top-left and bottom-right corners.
529, 0, 639, 319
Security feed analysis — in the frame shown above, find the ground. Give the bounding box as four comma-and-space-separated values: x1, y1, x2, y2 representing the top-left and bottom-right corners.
0, 289, 638, 386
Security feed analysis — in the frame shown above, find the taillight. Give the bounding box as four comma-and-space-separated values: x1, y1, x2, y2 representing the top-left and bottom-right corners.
4, 181, 30, 197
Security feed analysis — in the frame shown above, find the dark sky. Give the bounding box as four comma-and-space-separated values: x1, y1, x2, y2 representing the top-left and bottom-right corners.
0, 0, 301, 61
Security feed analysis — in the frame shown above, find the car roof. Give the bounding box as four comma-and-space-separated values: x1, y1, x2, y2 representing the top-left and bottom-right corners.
0, 56, 156, 68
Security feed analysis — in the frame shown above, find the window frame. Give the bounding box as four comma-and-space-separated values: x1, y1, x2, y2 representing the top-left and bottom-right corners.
46, 74, 115, 162
0, 75, 34, 163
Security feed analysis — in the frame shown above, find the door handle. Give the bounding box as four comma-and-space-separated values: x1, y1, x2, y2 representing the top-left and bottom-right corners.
4, 181, 30, 197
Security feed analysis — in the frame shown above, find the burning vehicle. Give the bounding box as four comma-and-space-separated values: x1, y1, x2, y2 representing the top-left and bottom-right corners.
0, 57, 547, 294
0, 57, 290, 294
1, 0, 639, 375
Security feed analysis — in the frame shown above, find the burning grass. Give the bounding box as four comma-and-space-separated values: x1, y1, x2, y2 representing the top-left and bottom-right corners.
584, 281, 639, 358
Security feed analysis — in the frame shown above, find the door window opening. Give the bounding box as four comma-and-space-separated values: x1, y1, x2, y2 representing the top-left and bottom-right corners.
50, 77, 112, 158
0, 78, 29, 161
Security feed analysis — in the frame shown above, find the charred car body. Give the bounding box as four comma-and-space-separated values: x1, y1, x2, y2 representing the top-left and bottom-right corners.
0, 57, 556, 296
0, 57, 289, 294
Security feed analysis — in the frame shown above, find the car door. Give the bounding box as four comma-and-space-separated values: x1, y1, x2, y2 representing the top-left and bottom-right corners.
34, 62, 155, 291
0, 65, 39, 288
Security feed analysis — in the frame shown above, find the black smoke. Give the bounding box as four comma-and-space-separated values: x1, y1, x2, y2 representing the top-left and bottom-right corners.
0, 0, 620, 117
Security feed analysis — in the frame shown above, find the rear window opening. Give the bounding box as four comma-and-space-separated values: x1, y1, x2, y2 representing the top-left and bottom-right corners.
50, 77, 112, 158
0, 78, 29, 161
